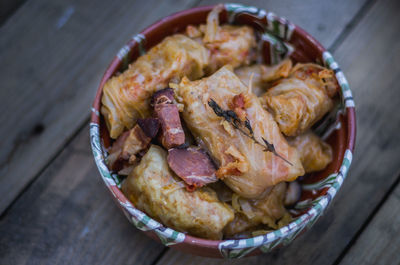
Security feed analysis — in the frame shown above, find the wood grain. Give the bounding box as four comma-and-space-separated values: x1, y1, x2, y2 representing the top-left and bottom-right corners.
0, 0, 27, 25
340, 177, 400, 265
156, 0, 400, 263
199, 0, 369, 49
0, 0, 199, 214
0, 0, 369, 216
0, 128, 165, 265
2, 0, 398, 264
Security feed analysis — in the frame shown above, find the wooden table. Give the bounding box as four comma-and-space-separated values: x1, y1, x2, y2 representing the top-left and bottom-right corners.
1, 0, 399, 264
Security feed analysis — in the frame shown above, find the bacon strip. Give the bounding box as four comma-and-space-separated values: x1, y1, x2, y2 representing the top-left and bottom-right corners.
167, 147, 218, 191
151, 88, 175, 106
152, 88, 185, 149
107, 125, 151, 172
107, 130, 130, 171
155, 104, 185, 149
137, 118, 160, 138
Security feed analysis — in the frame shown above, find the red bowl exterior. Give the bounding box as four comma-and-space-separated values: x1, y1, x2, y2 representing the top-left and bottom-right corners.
90, 4, 356, 258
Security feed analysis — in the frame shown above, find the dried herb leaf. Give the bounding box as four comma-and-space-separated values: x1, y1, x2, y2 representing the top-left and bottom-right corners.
244, 118, 253, 135
262, 137, 293, 166
262, 137, 276, 153
208, 99, 225, 117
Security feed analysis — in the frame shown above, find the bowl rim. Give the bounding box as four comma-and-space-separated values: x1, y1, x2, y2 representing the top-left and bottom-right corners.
90, 3, 356, 258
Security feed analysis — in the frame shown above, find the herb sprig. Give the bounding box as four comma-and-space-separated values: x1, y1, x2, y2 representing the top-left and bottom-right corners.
208, 98, 293, 166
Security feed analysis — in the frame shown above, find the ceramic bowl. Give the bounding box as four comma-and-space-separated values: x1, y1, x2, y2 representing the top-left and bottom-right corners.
90, 3, 356, 258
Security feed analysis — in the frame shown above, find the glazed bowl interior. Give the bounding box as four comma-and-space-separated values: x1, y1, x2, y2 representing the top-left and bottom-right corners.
90, 3, 356, 258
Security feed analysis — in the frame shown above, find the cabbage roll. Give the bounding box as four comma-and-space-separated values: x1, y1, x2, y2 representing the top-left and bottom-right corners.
186, 5, 256, 73
175, 66, 304, 199
101, 34, 209, 139
235, 59, 292, 96
224, 182, 290, 237
261, 63, 339, 136
288, 131, 333, 173
121, 145, 234, 240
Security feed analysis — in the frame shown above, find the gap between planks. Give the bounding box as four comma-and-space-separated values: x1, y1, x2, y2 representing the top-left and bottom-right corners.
329, 0, 377, 53
0, 116, 89, 220
333, 170, 400, 265
0, 0, 29, 26
150, 248, 170, 265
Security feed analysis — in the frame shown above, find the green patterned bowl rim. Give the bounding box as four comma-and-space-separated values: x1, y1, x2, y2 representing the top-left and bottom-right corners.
89, 3, 356, 258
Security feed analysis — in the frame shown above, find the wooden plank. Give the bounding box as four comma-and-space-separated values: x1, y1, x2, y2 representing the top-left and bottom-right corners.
340, 179, 400, 265
1, 0, 392, 264
0, 0, 199, 214
0, 0, 26, 25
156, 0, 400, 263
0, 128, 165, 265
199, 0, 369, 49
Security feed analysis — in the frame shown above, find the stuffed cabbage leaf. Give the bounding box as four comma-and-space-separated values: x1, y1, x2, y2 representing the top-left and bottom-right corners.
121, 145, 234, 240
261, 63, 339, 136
175, 66, 304, 199
101, 34, 209, 139
288, 131, 333, 173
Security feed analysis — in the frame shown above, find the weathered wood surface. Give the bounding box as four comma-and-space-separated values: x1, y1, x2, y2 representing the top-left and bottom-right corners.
1, 0, 400, 264
0, 0, 369, 216
200, 0, 370, 49
156, 0, 400, 263
0, 0, 200, 214
0, 128, 165, 265
340, 177, 400, 265
0, 0, 27, 25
